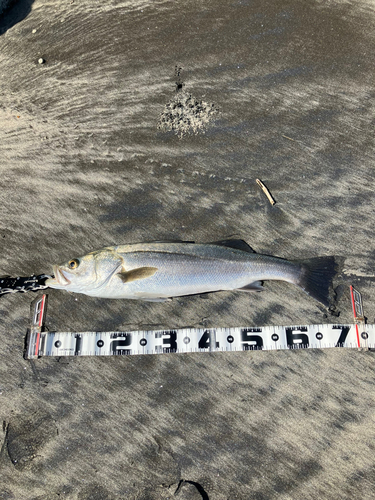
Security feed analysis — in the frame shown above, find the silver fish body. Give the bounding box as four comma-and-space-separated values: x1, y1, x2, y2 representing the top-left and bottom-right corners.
45, 240, 336, 306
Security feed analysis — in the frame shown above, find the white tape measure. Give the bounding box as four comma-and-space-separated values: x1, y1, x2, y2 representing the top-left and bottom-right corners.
24, 288, 373, 359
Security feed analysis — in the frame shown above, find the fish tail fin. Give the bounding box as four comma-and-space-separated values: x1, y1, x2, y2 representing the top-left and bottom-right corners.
296, 256, 337, 307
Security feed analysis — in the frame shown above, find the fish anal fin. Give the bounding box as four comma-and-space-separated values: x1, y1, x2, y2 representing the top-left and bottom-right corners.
118, 266, 158, 283
237, 281, 264, 292
134, 292, 172, 302
209, 239, 255, 253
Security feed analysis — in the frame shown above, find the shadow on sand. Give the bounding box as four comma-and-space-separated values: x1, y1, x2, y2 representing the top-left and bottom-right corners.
0, 0, 34, 35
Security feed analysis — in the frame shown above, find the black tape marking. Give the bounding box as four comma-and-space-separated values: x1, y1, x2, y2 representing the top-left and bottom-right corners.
74, 334, 82, 355
333, 326, 350, 347
111, 334, 132, 354
286, 327, 309, 348
241, 328, 263, 350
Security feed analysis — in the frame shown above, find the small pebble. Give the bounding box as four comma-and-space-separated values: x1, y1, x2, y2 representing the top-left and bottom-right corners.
32, 29, 37, 34
38, 58, 45, 64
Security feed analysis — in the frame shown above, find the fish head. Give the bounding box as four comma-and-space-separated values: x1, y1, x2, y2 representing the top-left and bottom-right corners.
45, 248, 123, 294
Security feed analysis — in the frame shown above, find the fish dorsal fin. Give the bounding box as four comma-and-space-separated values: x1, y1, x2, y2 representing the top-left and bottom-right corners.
209, 239, 255, 253
150, 240, 195, 244
118, 267, 158, 283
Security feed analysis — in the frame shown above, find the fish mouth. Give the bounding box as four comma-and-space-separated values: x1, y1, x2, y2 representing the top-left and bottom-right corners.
52, 265, 71, 286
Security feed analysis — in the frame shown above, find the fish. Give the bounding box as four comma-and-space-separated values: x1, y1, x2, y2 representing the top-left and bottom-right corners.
45, 240, 336, 306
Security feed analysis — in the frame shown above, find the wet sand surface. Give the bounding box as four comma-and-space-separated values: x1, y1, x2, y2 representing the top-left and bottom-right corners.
1, 0, 375, 498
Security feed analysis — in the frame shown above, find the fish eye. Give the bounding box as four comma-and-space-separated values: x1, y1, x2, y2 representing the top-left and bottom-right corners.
68, 259, 80, 269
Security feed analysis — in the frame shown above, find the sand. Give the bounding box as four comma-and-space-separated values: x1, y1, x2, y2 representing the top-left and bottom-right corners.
1, 0, 375, 498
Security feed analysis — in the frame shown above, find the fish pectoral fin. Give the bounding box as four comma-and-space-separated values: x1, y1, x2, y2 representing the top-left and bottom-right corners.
237, 281, 264, 292
117, 266, 158, 283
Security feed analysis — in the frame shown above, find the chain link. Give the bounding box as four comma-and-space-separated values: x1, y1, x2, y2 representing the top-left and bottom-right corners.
0, 275, 51, 296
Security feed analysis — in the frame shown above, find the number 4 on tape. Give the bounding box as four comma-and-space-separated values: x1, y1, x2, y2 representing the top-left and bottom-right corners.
24, 288, 374, 359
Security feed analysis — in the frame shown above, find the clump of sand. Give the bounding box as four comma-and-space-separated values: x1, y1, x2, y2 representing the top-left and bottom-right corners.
158, 91, 219, 137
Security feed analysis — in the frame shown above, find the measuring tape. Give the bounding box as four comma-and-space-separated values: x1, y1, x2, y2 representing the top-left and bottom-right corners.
24, 287, 374, 359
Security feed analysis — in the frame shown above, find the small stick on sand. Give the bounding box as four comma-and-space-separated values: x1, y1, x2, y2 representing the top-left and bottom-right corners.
256, 178, 276, 206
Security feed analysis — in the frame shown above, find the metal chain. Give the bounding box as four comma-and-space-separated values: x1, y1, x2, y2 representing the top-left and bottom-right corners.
0, 275, 51, 296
